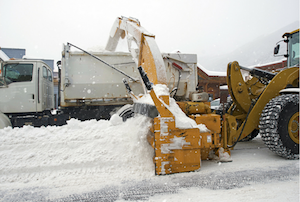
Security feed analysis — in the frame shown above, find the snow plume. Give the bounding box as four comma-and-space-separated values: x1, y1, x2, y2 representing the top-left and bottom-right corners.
0, 116, 154, 192
137, 84, 209, 132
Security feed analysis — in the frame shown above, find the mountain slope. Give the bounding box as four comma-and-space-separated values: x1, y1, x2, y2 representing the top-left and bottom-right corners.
199, 21, 299, 72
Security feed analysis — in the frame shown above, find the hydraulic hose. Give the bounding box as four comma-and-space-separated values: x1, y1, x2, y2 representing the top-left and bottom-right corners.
228, 102, 255, 148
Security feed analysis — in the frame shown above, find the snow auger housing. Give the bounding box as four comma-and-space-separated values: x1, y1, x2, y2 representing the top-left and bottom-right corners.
137, 66, 224, 175
108, 17, 299, 175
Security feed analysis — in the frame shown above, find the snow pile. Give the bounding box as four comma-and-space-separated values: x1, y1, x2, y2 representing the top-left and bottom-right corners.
136, 84, 209, 132
198, 64, 226, 76
208, 147, 233, 162
0, 116, 154, 190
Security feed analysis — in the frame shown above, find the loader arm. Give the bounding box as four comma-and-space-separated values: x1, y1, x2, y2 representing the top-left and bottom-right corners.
226, 61, 299, 145
105, 16, 167, 86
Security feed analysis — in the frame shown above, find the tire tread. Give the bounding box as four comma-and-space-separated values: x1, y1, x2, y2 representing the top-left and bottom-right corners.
259, 94, 299, 159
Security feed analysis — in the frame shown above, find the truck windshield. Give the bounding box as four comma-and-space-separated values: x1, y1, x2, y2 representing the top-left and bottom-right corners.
289, 31, 299, 67
2, 63, 33, 84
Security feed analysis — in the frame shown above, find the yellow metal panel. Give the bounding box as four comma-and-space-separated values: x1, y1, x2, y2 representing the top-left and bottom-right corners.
191, 114, 221, 133
169, 149, 201, 173
140, 36, 167, 85
224, 114, 238, 146
153, 117, 203, 175
200, 148, 211, 160
177, 101, 211, 115
246, 77, 265, 97
152, 114, 224, 174
140, 38, 159, 85
227, 61, 251, 113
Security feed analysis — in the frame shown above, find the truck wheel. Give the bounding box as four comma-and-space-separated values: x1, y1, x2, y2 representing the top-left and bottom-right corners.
259, 94, 299, 159
117, 104, 134, 122
0, 112, 12, 129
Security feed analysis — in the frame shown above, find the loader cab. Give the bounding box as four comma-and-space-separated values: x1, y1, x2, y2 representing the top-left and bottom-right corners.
285, 29, 300, 67
0, 60, 54, 114
274, 29, 299, 68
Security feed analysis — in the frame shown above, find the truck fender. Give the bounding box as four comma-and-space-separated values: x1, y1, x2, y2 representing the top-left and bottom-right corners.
0, 112, 12, 129
280, 88, 300, 94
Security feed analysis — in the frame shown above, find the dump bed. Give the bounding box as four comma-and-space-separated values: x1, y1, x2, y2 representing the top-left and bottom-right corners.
60, 44, 198, 107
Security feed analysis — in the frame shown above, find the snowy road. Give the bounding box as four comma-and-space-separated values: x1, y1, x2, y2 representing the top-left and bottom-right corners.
0, 117, 299, 201
50, 162, 298, 202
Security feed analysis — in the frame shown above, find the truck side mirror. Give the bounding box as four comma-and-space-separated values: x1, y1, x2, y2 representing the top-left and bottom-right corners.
274, 44, 280, 55
56, 61, 61, 69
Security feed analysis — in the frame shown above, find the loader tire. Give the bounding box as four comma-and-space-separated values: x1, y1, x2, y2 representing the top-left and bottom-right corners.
259, 94, 299, 159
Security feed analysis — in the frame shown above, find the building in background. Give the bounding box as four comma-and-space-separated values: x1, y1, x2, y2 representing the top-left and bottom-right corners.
255, 60, 287, 71
197, 67, 227, 100
0, 47, 54, 70
0, 47, 25, 60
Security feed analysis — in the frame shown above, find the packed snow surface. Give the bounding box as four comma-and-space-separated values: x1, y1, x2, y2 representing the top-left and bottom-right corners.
0, 84, 298, 200
0, 115, 298, 201
0, 116, 155, 193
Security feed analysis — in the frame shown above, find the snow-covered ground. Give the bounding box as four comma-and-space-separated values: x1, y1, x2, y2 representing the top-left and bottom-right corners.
0, 115, 299, 201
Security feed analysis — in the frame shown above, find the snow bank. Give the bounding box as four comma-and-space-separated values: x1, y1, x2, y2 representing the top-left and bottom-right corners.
0, 84, 209, 194
0, 109, 298, 200
0, 116, 154, 191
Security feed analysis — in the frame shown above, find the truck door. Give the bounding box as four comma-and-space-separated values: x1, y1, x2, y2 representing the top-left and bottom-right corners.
47, 68, 54, 109
41, 66, 48, 110
40, 66, 54, 111
0, 62, 37, 113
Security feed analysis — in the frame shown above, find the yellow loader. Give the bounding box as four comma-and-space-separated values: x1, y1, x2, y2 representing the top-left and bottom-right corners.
107, 17, 299, 175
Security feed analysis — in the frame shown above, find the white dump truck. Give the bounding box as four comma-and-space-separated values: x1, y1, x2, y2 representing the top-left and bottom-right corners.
0, 59, 66, 128
0, 41, 201, 128
59, 42, 201, 120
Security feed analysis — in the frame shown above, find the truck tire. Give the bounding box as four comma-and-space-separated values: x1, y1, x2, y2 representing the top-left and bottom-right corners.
259, 94, 299, 159
0, 112, 12, 129
117, 104, 134, 122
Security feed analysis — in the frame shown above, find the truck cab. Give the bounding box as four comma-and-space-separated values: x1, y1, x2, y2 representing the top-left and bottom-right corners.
285, 29, 300, 67
0, 59, 54, 127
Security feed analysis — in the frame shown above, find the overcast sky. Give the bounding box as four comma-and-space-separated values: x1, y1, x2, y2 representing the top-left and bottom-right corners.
0, 0, 299, 70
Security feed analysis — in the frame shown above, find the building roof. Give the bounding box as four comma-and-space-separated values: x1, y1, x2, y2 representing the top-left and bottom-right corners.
198, 64, 226, 77
0, 50, 10, 61
0, 47, 25, 59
